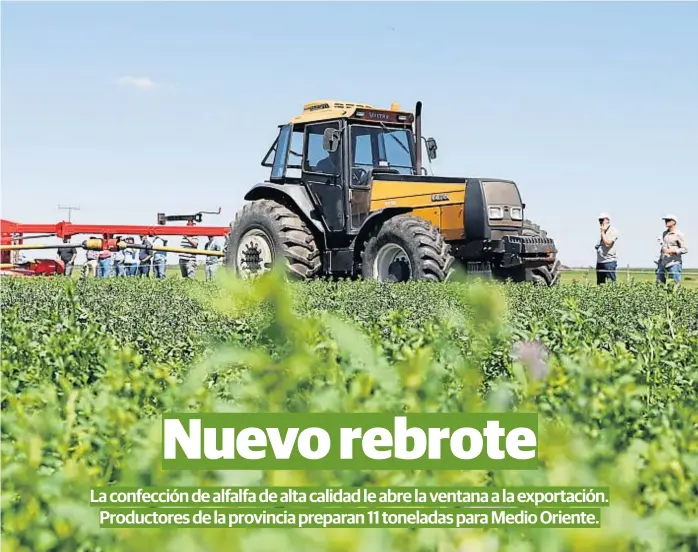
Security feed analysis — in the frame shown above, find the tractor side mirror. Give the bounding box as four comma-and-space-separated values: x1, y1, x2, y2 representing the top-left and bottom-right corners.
322, 128, 341, 153
426, 137, 438, 160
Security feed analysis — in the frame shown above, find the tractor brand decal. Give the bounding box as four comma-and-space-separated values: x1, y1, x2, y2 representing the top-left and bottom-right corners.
365, 111, 391, 120
355, 110, 412, 123
306, 103, 330, 111
384, 200, 397, 206
431, 194, 450, 202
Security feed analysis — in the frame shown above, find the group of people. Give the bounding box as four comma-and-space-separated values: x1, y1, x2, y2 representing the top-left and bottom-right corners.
595, 213, 689, 285
52, 217, 690, 285
56, 234, 223, 280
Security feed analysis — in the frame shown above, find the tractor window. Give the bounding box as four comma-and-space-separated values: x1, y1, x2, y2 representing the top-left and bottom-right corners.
350, 125, 415, 176
288, 131, 303, 169
286, 130, 304, 178
383, 129, 413, 170
353, 133, 373, 166
304, 122, 341, 175
271, 124, 292, 180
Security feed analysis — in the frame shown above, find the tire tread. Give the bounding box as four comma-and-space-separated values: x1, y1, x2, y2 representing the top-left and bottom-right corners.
225, 198, 321, 280
362, 214, 455, 282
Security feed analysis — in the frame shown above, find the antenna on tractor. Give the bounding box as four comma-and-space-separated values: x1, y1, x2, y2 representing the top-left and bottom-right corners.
58, 204, 81, 222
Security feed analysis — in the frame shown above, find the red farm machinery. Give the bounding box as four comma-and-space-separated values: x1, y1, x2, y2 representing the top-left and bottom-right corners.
0, 209, 229, 277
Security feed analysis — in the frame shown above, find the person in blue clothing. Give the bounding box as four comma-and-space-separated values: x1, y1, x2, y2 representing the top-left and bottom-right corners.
138, 234, 153, 277
112, 236, 126, 277
204, 235, 222, 280
152, 236, 168, 279
123, 238, 138, 275
97, 249, 112, 278
656, 214, 689, 285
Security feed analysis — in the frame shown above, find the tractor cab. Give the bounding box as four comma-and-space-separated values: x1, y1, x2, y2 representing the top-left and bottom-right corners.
260, 100, 440, 238
262, 100, 433, 180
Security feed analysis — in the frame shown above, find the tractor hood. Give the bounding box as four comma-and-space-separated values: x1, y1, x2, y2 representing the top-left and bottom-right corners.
367, 173, 526, 242
369, 174, 524, 226
369, 174, 467, 210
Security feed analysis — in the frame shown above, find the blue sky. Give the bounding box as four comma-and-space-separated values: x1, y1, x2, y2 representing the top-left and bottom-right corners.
2, 1, 697, 268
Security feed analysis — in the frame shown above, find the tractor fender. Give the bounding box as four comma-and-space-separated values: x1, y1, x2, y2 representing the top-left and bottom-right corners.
244, 183, 327, 247
353, 207, 414, 261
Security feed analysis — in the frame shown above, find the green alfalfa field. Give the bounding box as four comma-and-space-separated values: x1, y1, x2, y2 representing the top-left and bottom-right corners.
1, 273, 697, 552
159, 264, 698, 288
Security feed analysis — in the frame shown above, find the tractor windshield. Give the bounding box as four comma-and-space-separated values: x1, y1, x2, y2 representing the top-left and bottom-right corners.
350, 125, 415, 176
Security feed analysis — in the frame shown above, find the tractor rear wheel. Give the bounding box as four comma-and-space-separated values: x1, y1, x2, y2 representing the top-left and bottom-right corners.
225, 199, 321, 280
522, 219, 561, 286
361, 214, 455, 282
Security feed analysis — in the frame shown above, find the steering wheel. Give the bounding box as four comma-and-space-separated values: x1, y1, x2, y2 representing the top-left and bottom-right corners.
352, 167, 368, 186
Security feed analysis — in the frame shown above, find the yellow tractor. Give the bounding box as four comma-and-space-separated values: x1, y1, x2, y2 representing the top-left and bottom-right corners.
225, 100, 560, 285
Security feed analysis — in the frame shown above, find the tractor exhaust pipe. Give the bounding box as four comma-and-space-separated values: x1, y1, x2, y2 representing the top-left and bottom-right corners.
414, 101, 423, 176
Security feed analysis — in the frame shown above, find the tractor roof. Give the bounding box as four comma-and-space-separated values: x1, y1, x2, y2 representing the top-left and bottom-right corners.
289, 100, 414, 125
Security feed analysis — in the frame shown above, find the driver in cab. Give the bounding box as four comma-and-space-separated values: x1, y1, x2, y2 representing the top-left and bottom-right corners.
313, 149, 340, 175
315, 150, 379, 185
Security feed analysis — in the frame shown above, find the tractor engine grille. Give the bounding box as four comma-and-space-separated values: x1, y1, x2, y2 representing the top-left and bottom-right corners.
507, 235, 555, 246
501, 234, 557, 256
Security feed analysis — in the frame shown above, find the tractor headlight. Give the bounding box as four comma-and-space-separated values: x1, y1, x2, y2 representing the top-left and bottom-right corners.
488, 206, 504, 219
510, 207, 523, 220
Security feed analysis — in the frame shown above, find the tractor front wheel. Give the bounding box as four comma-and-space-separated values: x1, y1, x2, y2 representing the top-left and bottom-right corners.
522, 219, 561, 286
225, 199, 321, 280
361, 215, 455, 282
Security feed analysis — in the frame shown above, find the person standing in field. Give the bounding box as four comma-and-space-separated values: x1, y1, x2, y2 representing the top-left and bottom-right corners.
152, 236, 168, 279
656, 214, 688, 285
179, 235, 199, 279
138, 234, 153, 277
97, 248, 112, 278
594, 213, 619, 285
112, 236, 126, 277
82, 237, 99, 278
204, 235, 222, 281
123, 237, 138, 276
56, 237, 77, 277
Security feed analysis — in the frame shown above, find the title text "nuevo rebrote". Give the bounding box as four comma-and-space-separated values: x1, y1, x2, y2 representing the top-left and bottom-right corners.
160, 413, 539, 470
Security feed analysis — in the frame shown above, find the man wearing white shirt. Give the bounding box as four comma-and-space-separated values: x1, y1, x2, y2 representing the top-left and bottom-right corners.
594, 213, 619, 285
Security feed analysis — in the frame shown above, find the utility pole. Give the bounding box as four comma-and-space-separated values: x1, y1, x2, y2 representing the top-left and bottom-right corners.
58, 205, 81, 222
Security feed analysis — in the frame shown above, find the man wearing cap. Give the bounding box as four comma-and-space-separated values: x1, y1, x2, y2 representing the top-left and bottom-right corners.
594, 213, 619, 285
656, 214, 688, 284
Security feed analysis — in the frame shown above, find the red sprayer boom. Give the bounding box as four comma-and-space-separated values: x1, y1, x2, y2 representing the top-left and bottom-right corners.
0, 210, 230, 276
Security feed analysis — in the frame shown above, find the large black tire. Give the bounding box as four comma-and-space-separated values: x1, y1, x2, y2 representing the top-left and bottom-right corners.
225, 199, 321, 280
361, 214, 455, 282
522, 219, 561, 286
